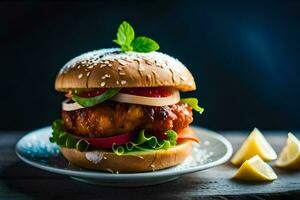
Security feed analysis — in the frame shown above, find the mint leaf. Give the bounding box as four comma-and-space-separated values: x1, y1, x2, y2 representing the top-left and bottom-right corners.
121, 44, 133, 52
131, 36, 160, 52
113, 21, 160, 53
113, 21, 135, 48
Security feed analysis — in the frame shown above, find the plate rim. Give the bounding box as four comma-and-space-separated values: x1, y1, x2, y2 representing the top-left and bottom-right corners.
15, 126, 233, 179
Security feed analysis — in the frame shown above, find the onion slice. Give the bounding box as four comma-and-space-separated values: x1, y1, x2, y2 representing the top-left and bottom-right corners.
111, 90, 180, 106
62, 99, 84, 111
62, 89, 181, 111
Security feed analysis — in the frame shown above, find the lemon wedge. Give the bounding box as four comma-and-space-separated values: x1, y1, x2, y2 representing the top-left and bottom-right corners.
276, 133, 300, 170
233, 155, 277, 181
231, 128, 277, 166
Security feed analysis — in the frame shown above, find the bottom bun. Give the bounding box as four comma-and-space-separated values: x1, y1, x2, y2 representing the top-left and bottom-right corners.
60, 141, 193, 173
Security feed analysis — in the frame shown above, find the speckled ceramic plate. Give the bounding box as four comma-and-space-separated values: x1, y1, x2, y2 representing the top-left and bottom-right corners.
15, 126, 232, 186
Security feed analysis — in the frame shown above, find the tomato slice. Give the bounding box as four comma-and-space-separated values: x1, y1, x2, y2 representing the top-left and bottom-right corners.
78, 88, 108, 97
74, 132, 135, 149
66, 87, 172, 99
120, 87, 172, 97
151, 132, 168, 140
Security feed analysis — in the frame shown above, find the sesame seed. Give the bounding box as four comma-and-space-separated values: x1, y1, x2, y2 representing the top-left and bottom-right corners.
172, 75, 176, 82
116, 81, 120, 85
100, 82, 106, 87
145, 59, 152, 65
138, 66, 145, 71
101, 74, 111, 79
121, 58, 131, 63
119, 72, 126, 76
117, 66, 123, 71
121, 80, 127, 85
78, 74, 83, 79
106, 168, 114, 173
180, 76, 187, 81
77, 65, 81, 69
108, 63, 112, 67
88, 65, 94, 69
118, 60, 127, 66
86, 72, 90, 77
152, 70, 158, 78
100, 64, 106, 68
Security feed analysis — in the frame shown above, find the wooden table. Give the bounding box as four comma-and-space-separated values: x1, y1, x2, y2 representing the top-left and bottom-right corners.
0, 131, 299, 199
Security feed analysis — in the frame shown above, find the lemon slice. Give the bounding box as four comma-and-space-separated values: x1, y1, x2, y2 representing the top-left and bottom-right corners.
231, 128, 277, 166
276, 133, 300, 170
233, 155, 277, 181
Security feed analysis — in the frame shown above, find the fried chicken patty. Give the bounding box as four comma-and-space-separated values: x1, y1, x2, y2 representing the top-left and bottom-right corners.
62, 102, 193, 137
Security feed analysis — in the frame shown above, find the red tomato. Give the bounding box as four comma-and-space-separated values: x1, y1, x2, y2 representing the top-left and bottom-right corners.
77, 88, 108, 97
151, 132, 168, 140
75, 132, 135, 149
120, 87, 172, 97
66, 87, 172, 99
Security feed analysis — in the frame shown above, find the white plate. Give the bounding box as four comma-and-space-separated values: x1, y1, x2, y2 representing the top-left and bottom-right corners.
15, 126, 232, 186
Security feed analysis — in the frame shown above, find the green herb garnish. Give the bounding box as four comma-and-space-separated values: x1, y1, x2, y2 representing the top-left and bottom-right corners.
181, 98, 204, 114
113, 21, 159, 53
72, 88, 120, 108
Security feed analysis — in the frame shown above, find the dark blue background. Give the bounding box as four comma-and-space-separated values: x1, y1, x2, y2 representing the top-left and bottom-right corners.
1, 1, 299, 131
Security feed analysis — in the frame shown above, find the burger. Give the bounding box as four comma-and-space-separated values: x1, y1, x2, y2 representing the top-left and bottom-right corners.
50, 21, 204, 173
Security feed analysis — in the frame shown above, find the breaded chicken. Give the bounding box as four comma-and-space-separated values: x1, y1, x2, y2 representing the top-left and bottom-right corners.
62, 102, 193, 137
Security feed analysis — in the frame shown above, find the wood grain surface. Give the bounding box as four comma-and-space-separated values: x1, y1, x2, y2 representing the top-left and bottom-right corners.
0, 131, 299, 200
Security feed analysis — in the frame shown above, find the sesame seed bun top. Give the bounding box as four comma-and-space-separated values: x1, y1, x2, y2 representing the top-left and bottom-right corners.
55, 48, 196, 92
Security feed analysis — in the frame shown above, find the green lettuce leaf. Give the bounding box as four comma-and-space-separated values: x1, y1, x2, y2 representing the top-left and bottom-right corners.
50, 120, 178, 155
71, 88, 120, 108
49, 119, 90, 152
112, 129, 177, 156
181, 97, 204, 114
